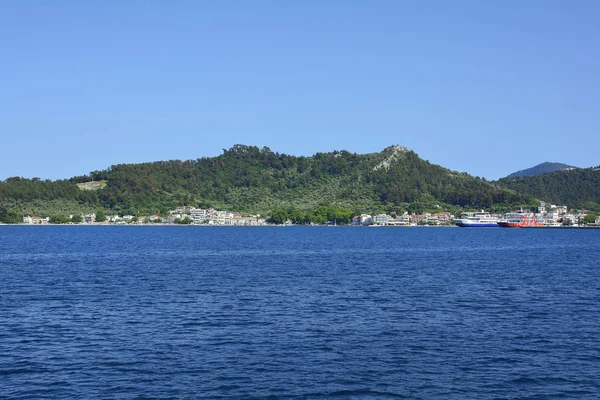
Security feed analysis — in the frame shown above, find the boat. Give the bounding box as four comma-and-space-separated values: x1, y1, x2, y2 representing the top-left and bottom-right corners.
543, 222, 563, 227
497, 209, 543, 228
454, 210, 499, 227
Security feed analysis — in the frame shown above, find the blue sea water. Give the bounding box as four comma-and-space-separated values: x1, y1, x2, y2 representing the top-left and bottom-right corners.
0, 225, 599, 399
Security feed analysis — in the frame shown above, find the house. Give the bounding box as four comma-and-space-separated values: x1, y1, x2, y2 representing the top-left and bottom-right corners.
388, 213, 409, 226
409, 214, 425, 224
433, 212, 453, 224
84, 213, 96, 224
230, 216, 264, 226
190, 208, 208, 223
562, 214, 577, 226
22, 216, 33, 224
358, 214, 372, 225
427, 215, 439, 225
549, 205, 568, 215
545, 211, 560, 223
373, 214, 389, 226
230, 216, 246, 225
538, 201, 546, 213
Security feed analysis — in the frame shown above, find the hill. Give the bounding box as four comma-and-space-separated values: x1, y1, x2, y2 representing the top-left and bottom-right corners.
497, 167, 600, 211
1, 144, 529, 221
505, 162, 577, 178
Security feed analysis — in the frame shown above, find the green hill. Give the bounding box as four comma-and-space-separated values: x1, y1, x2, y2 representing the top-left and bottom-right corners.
497, 167, 600, 211
505, 162, 577, 178
1, 144, 529, 221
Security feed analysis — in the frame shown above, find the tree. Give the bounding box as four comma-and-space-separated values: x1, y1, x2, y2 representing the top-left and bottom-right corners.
50, 215, 70, 224
289, 209, 306, 224
70, 214, 83, 223
407, 201, 424, 215
583, 213, 597, 225
267, 208, 288, 224
307, 207, 328, 224
96, 210, 106, 222
0, 207, 20, 223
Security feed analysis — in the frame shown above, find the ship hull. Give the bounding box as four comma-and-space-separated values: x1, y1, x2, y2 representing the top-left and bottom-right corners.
456, 222, 499, 227
497, 221, 520, 228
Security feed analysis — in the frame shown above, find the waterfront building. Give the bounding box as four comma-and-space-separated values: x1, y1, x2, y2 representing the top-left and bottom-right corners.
373, 214, 389, 226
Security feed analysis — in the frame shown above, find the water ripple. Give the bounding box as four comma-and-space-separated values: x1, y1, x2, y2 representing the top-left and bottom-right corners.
0, 226, 599, 399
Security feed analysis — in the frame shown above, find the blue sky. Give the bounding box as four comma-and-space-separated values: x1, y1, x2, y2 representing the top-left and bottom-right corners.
1, 1, 598, 180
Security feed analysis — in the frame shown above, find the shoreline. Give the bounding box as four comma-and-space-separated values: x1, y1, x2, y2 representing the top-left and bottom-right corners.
2, 223, 599, 229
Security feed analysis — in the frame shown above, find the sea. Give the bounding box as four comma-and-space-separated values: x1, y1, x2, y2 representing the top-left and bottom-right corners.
1, 225, 599, 399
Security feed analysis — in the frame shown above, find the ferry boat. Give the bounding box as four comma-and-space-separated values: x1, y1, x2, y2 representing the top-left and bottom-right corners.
497, 209, 543, 228
454, 210, 499, 227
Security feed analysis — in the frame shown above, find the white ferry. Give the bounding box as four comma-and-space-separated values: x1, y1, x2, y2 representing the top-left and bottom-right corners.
455, 210, 499, 227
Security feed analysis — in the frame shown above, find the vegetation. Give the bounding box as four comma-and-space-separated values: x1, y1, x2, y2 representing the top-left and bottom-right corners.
49, 215, 71, 224
267, 205, 354, 224
583, 213, 597, 225
0, 206, 21, 223
505, 162, 577, 179
497, 168, 600, 210
0, 144, 544, 222
95, 210, 106, 223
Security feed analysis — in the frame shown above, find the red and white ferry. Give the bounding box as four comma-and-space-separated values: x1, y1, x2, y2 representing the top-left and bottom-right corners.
497, 209, 543, 228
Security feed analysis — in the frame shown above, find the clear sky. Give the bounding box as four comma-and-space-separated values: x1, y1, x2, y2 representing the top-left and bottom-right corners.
1, 1, 598, 181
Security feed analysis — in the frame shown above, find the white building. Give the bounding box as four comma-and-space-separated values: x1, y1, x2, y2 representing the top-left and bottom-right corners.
190, 208, 208, 223
373, 214, 389, 226
562, 214, 577, 226
31, 216, 49, 224
359, 214, 372, 225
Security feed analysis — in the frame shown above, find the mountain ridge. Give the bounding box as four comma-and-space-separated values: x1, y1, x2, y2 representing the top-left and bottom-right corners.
0, 144, 528, 220
505, 162, 578, 179
497, 167, 600, 210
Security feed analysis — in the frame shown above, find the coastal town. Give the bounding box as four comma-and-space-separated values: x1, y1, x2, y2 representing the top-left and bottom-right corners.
21, 206, 268, 226
19, 201, 600, 227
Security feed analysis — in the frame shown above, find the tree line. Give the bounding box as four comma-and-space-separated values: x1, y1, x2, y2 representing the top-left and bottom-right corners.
0, 144, 547, 222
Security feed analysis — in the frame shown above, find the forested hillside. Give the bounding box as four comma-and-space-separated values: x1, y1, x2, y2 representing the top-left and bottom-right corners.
505, 162, 577, 178
1, 144, 530, 220
497, 168, 600, 211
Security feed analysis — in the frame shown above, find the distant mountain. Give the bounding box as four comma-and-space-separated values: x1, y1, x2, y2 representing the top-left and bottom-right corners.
505, 162, 578, 179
